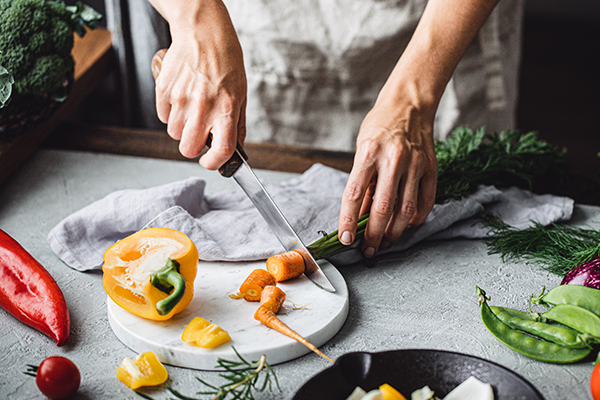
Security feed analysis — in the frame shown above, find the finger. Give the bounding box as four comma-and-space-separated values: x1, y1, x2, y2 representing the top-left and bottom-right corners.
199, 111, 240, 170
383, 169, 420, 243
408, 169, 437, 227
155, 78, 171, 125
361, 170, 401, 257
178, 113, 207, 159
166, 105, 186, 141
358, 181, 376, 217
338, 166, 374, 246
237, 99, 247, 146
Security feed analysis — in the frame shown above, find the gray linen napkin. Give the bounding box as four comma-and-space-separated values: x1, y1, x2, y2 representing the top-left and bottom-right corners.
47, 164, 574, 271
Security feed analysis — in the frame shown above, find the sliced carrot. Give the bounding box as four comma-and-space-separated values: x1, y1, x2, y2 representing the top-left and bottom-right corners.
260, 285, 286, 313
254, 305, 334, 363
266, 250, 305, 282
238, 269, 276, 302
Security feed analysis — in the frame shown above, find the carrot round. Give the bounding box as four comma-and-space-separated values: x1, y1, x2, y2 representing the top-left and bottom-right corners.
254, 305, 334, 363
266, 250, 305, 282
239, 269, 276, 302
260, 286, 286, 313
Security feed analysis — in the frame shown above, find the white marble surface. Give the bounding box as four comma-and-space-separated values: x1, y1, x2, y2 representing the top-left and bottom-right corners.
1, 149, 599, 400
107, 259, 348, 370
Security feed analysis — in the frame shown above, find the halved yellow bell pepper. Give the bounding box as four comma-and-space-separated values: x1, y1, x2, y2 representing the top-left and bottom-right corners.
102, 227, 198, 321
182, 317, 231, 348
117, 351, 168, 389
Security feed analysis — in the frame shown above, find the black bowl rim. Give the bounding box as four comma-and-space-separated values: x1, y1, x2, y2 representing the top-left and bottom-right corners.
293, 348, 545, 400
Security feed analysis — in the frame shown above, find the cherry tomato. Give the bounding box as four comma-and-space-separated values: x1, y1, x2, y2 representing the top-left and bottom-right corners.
591, 362, 600, 400
35, 356, 81, 399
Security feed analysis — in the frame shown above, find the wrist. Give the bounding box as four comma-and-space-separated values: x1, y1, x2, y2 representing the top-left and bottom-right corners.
152, 0, 231, 41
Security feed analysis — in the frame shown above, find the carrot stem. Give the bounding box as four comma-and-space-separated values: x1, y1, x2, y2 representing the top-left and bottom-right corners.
308, 213, 369, 259
254, 305, 334, 363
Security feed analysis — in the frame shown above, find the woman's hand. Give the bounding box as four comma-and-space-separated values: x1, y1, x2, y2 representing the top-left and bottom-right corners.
150, 0, 247, 170
338, 97, 438, 257
337, 0, 499, 257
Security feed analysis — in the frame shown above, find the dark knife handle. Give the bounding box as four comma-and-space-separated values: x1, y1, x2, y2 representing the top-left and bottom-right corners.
152, 48, 248, 178
205, 133, 248, 178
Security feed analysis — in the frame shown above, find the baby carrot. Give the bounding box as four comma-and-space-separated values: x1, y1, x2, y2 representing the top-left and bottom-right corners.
260, 285, 286, 313
266, 250, 305, 282
238, 269, 276, 302
254, 305, 334, 363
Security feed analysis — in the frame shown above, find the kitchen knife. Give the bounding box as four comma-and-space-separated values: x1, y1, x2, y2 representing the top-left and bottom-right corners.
152, 50, 336, 292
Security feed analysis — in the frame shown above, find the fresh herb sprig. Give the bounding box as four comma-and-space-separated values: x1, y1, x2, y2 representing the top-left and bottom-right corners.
140, 348, 280, 400
482, 214, 600, 276
435, 126, 567, 203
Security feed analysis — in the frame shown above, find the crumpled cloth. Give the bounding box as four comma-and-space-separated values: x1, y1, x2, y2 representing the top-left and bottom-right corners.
47, 164, 574, 272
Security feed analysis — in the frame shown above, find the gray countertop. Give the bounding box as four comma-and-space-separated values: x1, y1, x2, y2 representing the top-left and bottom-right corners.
1, 149, 597, 399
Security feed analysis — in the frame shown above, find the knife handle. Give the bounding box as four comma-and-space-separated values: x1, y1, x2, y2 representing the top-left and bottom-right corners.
151, 49, 248, 178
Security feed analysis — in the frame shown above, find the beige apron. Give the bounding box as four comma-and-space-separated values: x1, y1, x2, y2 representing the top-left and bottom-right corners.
225, 0, 524, 151
106, 0, 523, 150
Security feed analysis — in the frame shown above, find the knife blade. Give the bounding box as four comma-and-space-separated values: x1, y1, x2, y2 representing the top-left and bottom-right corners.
212, 139, 336, 292
151, 49, 335, 292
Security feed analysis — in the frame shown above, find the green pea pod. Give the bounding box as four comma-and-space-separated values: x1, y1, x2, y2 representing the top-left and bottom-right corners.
477, 287, 591, 363
531, 285, 600, 316
490, 305, 596, 349
540, 304, 600, 337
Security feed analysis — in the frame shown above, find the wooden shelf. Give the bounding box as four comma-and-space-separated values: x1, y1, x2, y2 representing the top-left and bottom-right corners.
0, 28, 114, 186
45, 121, 355, 174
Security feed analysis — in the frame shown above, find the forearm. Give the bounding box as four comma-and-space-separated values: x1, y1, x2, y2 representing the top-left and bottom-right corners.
379, 0, 500, 120
148, 0, 235, 43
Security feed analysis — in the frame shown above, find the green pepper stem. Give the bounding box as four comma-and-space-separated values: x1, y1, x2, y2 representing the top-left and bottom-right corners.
151, 259, 186, 316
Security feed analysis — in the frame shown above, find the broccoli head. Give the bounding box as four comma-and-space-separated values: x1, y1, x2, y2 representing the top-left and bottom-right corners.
0, 0, 101, 101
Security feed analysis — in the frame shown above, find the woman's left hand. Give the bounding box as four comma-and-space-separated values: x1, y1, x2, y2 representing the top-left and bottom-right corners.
337, 97, 438, 258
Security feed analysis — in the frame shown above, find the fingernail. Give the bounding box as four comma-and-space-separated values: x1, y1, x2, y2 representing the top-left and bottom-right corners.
340, 231, 352, 245
381, 240, 390, 249
363, 247, 376, 258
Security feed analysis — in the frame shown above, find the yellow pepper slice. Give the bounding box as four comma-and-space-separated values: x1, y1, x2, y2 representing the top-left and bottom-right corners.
182, 317, 232, 348
116, 351, 168, 390
102, 227, 199, 321
379, 383, 407, 400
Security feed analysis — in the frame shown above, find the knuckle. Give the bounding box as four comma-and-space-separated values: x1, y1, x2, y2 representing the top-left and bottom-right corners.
343, 181, 364, 203
339, 213, 358, 227
398, 201, 417, 220
371, 198, 395, 217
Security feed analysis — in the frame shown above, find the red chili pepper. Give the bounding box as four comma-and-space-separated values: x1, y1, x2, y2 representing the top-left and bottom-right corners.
0, 229, 70, 346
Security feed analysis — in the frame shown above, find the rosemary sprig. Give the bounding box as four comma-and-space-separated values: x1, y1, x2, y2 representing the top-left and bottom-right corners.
482, 214, 600, 276
163, 347, 280, 400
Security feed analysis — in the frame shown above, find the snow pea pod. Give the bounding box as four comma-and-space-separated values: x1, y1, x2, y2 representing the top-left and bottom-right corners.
490, 305, 595, 349
540, 304, 600, 337
477, 287, 591, 363
531, 285, 600, 316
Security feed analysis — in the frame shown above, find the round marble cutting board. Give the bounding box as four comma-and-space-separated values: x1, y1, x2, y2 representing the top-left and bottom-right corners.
107, 259, 348, 370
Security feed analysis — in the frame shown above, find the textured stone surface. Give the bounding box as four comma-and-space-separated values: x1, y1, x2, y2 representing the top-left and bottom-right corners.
1, 149, 597, 399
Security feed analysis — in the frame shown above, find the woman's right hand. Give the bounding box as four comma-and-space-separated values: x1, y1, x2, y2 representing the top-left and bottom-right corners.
149, 0, 247, 170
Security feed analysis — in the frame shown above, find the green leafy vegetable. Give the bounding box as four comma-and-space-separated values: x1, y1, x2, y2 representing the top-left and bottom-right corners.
66, 1, 103, 37
0, 64, 13, 107
435, 126, 567, 203
0, 0, 102, 105
482, 214, 600, 276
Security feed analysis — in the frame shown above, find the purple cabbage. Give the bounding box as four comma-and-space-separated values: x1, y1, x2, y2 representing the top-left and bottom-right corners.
561, 257, 600, 289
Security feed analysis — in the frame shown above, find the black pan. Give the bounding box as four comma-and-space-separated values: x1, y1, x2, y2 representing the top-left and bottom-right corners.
293, 349, 544, 400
